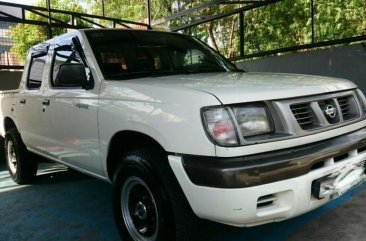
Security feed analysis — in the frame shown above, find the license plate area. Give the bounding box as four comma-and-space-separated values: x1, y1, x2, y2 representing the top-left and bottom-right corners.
312, 161, 366, 200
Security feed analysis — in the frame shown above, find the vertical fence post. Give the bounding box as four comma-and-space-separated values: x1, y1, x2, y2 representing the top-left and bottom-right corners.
102, 0, 105, 17
46, 0, 52, 38
147, 0, 152, 28
239, 11, 244, 57
311, 0, 315, 44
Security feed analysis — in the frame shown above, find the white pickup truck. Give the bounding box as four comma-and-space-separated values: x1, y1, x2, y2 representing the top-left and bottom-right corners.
1, 29, 366, 241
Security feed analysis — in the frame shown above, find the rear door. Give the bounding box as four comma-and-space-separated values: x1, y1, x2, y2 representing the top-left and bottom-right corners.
16, 44, 49, 150
40, 36, 103, 175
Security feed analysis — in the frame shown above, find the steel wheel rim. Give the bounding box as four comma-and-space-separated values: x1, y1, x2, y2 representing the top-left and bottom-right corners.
121, 176, 159, 241
7, 140, 17, 174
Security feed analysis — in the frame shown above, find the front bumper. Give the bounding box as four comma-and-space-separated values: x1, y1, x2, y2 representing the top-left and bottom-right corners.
168, 128, 366, 227
182, 128, 366, 188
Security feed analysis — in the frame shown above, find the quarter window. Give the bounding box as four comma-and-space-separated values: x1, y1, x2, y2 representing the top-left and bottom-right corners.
27, 55, 47, 89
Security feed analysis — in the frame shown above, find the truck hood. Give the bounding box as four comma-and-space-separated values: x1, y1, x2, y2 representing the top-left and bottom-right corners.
127, 72, 357, 104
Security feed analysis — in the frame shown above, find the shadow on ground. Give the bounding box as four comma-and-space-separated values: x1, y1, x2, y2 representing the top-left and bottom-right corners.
0, 161, 365, 241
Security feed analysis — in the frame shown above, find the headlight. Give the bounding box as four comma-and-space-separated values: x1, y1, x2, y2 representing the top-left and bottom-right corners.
202, 107, 238, 146
233, 103, 274, 137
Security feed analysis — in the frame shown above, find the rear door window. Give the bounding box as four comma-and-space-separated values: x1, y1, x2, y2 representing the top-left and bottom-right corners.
27, 46, 48, 89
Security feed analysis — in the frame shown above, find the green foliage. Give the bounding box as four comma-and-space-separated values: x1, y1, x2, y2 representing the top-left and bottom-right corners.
243, 0, 366, 56
7, 0, 86, 63
314, 0, 366, 41
244, 0, 312, 54
8, 24, 44, 63
183, 0, 366, 57
85, 0, 147, 23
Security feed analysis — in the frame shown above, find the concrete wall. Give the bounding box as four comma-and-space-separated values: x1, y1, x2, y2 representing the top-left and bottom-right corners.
0, 71, 22, 90
236, 43, 366, 93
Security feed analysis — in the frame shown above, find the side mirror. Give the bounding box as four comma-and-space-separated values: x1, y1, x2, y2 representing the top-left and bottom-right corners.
55, 63, 87, 88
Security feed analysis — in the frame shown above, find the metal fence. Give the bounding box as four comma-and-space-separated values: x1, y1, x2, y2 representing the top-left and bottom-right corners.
0, 21, 21, 70
1, 0, 365, 69
0, 1, 149, 70
153, 0, 366, 60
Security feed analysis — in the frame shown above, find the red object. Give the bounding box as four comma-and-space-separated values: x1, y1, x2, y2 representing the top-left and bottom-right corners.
212, 122, 232, 138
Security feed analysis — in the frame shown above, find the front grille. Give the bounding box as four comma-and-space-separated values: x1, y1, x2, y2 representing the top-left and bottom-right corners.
358, 145, 366, 153
257, 194, 276, 208
290, 92, 361, 131
291, 103, 316, 129
337, 96, 358, 121
334, 153, 349, 162
338, 96, 350, 119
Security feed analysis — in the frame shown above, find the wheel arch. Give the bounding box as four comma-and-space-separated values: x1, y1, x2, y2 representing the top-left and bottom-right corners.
106, 130, 166, 181
3, 117, 18, 134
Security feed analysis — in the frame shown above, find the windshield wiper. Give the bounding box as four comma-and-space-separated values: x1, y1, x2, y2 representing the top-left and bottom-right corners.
108, 68, 227, 80
175, 68, 227, 74
109, 70, 185, 80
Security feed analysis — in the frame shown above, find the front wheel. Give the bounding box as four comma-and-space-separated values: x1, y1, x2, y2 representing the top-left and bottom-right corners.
112, 149, 197, 241
121, 176, 160, 240
5, 128, 37, 184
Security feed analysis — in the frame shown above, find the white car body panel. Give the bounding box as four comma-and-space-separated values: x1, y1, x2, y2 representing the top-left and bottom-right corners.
98, 80, 219, 170
0, 90, 18, 137
40, 87, 102, 175
129, 72, 356, 104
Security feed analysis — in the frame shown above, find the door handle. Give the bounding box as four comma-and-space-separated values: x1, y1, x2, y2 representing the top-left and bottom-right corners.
42, 99, 50, 106
20, 99, 26, 104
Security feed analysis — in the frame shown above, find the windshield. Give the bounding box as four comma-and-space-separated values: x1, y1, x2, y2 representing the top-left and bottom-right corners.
86, 30, 241, 80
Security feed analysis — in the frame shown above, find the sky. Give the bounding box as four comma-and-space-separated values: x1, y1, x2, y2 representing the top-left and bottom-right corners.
2, 0, 40, 6
1, 0, 90, 13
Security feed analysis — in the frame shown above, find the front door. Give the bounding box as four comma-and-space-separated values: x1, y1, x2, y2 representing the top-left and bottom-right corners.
40, 36, 103, 176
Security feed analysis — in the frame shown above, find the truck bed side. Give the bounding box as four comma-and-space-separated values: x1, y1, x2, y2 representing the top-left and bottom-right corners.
0, 90, 20, 137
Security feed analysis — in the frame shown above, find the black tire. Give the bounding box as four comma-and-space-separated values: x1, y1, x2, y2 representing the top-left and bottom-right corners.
5, 128, 37, 184
112, 148, 197, 241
